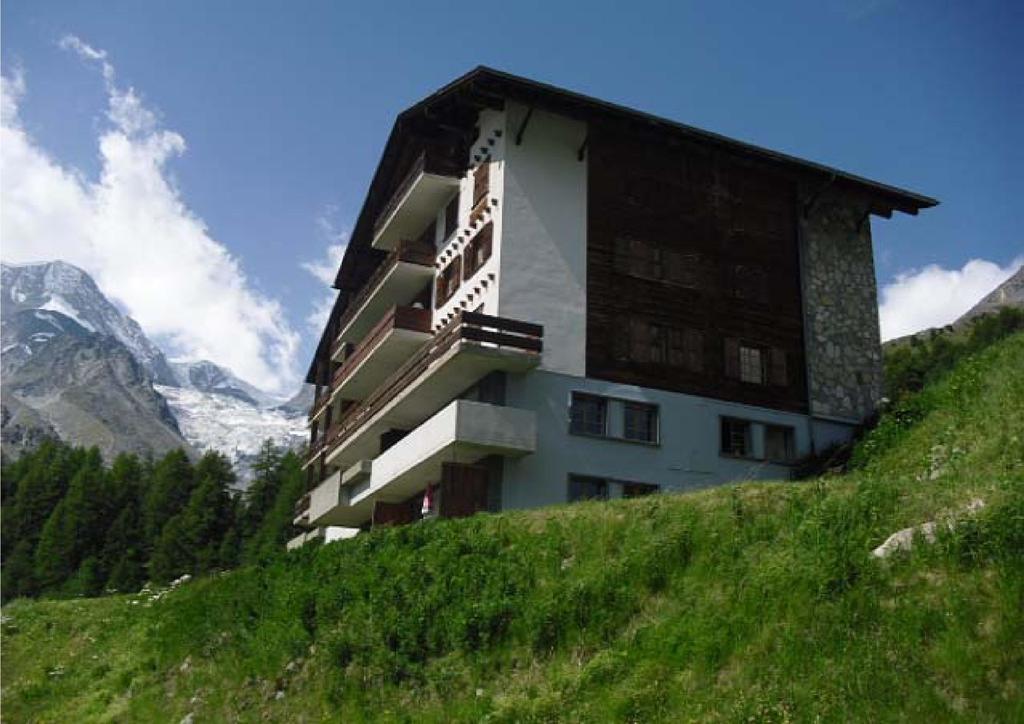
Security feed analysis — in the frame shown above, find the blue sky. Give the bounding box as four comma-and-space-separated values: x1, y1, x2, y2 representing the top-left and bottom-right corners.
2, 0, 1021, 393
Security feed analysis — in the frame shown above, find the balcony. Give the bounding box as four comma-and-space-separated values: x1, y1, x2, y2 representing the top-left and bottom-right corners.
333, 239, 435, 352
293, 492, 311, 528
331, 306, 432, 401
319, 311, 543, 473
286, 527, 324, 551
301, 421, 339, 470
309, 399, 536, 527
308, 388, 332, 421
371, 151, 461, 251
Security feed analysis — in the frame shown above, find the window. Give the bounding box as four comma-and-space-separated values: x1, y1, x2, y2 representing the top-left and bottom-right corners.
615, 237, 701, 289
764, 424, 795, 463
623, 402, 658, 443
683, 328, 703, 372
615, 236, 661, 280
649, 322, 667, 364
726, 339, 786, 386
739, 345, 765, 384
462, 223, 493, 281
622, 482, 659, 499
621, 319, 705, 372
732, 264, 768, 304
569, 393, 607, 436
443, 194, 459, 240
721, 417, 752, 458
664, 251, 700, 288
568, 475, 609, 502
434, 256, 462, 308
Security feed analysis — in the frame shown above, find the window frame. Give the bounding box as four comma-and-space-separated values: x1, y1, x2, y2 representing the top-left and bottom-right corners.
568, 391, 661, 447
569, 392, 608, 437
622, 400, 660, 444
568, 475, 609, 503
764, 423, 796, 464
621, 481, 660, 499
720, 416, 754, 459
739, 344, 766, 385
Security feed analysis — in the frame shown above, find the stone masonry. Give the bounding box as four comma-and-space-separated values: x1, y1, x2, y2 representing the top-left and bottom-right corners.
800, 194, 884, 422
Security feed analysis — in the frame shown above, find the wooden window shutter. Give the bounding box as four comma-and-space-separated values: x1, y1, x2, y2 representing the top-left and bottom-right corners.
614, 237, 630, 267
649, 323, 667, 364
478, 223, 493, 266
770, 347, 788, 386
668, 328, 685, 366
724, 337, 740, 379
629, 237, 646, 277
630, 317, 650, 363
434, 273, 445, 308
474, 163, 490, 207
461, 240, 473, 282
613, 315, 630, 361
684, 328, 704, 373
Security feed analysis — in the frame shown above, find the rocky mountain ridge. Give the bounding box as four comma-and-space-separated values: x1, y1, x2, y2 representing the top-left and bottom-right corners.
1, 306, 189, 461
1, 261, 309, 472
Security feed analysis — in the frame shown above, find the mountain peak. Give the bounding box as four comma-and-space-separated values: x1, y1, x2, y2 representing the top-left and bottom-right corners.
1, 259, 177, 385
956, 265, 1024, 327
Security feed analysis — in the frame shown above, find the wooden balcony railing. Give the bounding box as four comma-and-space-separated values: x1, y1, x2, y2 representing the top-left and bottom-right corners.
331, 239, 434, 358
332, 306, 431, 390
308, 388, 333, 421
294, 492, 311, 517
314, 311, 543, 464
307, 435, 326, 458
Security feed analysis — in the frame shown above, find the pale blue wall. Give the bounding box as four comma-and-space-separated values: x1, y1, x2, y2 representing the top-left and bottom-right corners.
499, 369, 855, 510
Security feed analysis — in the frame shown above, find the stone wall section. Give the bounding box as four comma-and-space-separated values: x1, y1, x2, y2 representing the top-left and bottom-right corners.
800, 194, 883, 422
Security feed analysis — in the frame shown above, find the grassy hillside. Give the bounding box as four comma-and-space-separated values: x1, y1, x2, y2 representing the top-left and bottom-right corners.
3, 334, 1023, 722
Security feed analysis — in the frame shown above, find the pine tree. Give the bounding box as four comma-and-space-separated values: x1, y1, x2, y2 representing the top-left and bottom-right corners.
100, 454, 147, 592
148, 514, 193, 584
238, 440, 283, 541
142, 449, 196, 549
2, 540, 39, 601
149, 451, 237, 582
244, 450, 305, 562
2, 440, 77, 562
33, 448, 108, 593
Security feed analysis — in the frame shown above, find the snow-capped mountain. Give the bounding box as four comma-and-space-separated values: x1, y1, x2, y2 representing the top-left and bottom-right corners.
156, 383, 308, 476
1, 261, 177, 384
168, 358, 284, 408
160, 358, 308, 474
1, 261, 310, 474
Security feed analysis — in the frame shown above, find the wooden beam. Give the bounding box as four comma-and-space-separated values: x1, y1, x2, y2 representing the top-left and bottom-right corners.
515, 107, 534, 146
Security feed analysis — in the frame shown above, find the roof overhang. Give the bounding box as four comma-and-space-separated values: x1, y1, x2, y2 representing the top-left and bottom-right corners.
306, 66, 938, 382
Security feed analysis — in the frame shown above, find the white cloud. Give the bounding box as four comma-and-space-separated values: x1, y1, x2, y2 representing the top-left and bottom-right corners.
301, 206, 347, 333
1, 38, 299, 394
878, 256, 1023, 341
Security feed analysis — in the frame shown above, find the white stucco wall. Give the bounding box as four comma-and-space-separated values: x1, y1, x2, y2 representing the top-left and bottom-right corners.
497, 102, 588, 376
432, 109, 506, 326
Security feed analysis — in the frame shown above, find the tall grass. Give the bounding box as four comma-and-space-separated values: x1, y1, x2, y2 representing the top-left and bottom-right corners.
3, 333, 1023, 722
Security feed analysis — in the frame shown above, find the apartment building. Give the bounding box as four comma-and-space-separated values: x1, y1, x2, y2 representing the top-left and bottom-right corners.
290, 67, 936, 547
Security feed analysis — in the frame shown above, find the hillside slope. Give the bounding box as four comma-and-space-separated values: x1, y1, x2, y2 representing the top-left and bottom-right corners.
3, 334, 1023, 722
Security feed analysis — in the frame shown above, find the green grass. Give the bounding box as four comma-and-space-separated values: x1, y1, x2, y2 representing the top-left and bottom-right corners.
4, 333, 1023, 722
